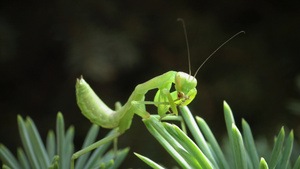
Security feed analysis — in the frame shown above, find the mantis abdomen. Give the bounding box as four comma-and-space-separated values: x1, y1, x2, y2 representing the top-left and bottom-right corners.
76, 78, 120, 128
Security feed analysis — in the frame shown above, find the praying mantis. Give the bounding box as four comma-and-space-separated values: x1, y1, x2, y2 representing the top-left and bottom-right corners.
72, 18, 244, 168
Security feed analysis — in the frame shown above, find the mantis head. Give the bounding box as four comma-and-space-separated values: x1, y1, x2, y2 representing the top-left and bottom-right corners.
174, 71, 197, 106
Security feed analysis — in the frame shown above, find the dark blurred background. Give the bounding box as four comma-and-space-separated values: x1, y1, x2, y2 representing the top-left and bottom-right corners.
0, 1, 299, 168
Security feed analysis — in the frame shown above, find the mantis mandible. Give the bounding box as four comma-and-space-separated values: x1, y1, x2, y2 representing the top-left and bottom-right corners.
72, 18, 244, 168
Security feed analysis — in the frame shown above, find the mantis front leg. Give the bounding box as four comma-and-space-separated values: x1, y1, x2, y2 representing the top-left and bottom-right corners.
131, 89, 177, 118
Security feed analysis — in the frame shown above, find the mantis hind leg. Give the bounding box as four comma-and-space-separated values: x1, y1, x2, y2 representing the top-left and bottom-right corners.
71, 102, 124, 169
70, 129, 121, 169
113, 101, 123, 157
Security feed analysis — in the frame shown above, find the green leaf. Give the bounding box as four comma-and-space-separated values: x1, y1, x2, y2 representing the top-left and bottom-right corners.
245, 151, 254, 169
0, 144, 21, 169
2, 164, 12, 169
17, 115, 40, 169
147, 117, 206, 168
223, 101, 235, 148
277, 130, 293, 169
63, 126, 75, 169
224, 101, 244, 169
17, 148, 30, 169
179, 106, 217, 167
242, 119, 259, 169
175, 148, 203, 169
91, 147, 129, 169
269, 127, 285, 169
107, 147, 129, 169
56, 112, 65, 169
46, 130, 56, 160
232, 124, 247, 169
26, 117, 50, 167
196, 116, 230, 169
293, 156, 300, 169
134, 152, 165, 169
259, 157, 269, 169
143, 116, 190, 168
163, 122, 213, 169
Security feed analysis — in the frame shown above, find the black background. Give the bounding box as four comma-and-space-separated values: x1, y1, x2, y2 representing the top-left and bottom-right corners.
0, 1, 299, 168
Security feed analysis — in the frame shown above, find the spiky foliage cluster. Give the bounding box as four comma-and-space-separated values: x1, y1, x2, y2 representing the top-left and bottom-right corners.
1, 102, 299, 169
0, 113, 128, 169
136, 101, 300, 169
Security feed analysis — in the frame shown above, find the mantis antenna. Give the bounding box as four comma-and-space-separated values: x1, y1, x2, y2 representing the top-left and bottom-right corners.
193, 30, 245, 77
177, 18, 191, 76
177, 18, 245, 77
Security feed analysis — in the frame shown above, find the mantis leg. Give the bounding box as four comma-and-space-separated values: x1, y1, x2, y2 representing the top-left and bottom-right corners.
70, 130, 121, 169
112, 101, 123, 157
159, 88, 178, 117
71, 102, 124, 169
131, 87, 176, 119
131, 92, 187, 134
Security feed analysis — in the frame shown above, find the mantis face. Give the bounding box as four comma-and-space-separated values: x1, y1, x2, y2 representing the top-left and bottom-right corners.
174, 71, 197, 106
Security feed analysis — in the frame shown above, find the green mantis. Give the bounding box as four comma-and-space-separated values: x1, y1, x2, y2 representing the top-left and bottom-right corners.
76, 71, 197, 132
72, 18, 244, 168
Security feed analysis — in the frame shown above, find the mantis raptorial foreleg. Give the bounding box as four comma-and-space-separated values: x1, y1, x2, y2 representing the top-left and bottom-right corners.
131, 89, 178, 118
